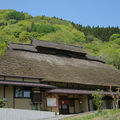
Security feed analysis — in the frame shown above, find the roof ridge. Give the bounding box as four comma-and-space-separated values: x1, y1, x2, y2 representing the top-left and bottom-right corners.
5, 39, 104, 63
6, 42, 32, 46
6, 42, 37, 52
86, 55, 105, 63
30, 38, 84, 49
30, 38, 86, 55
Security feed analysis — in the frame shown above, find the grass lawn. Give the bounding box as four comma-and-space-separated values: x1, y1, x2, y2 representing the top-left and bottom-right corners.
63, 109, 120, 120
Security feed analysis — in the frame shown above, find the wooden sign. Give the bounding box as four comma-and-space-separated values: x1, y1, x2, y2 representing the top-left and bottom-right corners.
47, 98, 57, 107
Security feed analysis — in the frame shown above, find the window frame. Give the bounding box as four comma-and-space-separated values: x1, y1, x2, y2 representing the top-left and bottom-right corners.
14, 87, 31, 99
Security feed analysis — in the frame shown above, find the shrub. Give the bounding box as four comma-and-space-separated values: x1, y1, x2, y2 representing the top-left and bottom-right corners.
92, 89, 104, 112
0, 99, 5, 108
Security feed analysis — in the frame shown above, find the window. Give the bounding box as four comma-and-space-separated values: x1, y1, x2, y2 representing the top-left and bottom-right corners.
15, 88, 23, 97
24, 90, 31, 98
15, 87, 31, 98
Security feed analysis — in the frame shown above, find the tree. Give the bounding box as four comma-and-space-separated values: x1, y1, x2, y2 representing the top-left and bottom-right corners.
19, 31, 29, 42
109, 34, 120, 41
92, 89, 104, 112
31, 24, 59, 34
5, 11, 25, 20
109, 86, 120, 110
72, 29, 86, 43
100, 44, 120, 69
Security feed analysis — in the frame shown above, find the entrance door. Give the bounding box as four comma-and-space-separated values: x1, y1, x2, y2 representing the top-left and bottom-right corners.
59, 100, 69, 114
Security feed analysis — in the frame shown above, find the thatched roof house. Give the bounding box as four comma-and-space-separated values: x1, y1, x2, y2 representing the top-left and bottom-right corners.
0, 38, 120, 114
0, 38, 120, 87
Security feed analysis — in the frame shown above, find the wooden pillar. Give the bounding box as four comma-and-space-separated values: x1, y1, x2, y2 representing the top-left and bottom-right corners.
74, 94, 75, 113
57, 94, 59, 114
79, 95, 80, 113
13, 87, 15, 108
3, 76, 6, 98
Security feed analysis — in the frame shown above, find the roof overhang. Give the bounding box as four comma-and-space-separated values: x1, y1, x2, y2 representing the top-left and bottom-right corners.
0, 80, 56, 89
0, 74, 43, 80
48, 88, 117, 95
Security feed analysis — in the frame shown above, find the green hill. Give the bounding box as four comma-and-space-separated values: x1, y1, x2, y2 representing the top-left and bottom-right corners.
0, 9, 120, 70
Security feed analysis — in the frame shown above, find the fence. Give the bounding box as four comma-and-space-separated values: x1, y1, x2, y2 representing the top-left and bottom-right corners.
0, 108, 55, 120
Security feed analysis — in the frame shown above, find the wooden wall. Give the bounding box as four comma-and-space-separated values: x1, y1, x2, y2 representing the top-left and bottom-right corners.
0, 75, 90, 114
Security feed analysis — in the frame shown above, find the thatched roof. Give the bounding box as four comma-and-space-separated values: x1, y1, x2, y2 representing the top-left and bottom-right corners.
86, 55, 105, 63
0, 42, 120, 87
7, 42, 37, 52
7, 39, 105, 63
30, 38, 86, 54
31, 39, 105, 63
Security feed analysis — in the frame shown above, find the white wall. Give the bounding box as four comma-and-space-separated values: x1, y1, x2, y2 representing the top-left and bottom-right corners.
0, 108, 55, 120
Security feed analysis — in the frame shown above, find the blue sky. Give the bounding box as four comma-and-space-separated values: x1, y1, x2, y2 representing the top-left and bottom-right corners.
0, 0, 120, 27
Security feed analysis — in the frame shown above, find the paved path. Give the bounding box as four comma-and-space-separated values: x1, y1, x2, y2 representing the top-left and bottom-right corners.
38, 114, 76, 120
38, 112, 95, 120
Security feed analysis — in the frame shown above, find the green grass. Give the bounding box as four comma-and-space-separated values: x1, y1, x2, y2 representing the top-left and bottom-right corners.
64, 109, 120, 120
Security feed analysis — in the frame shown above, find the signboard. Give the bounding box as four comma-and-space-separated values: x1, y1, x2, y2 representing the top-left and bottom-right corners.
31, 91, 42, 103
47, 98, 57, 107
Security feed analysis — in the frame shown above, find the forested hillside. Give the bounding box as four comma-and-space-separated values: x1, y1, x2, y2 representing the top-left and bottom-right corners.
0, 9, 120, 70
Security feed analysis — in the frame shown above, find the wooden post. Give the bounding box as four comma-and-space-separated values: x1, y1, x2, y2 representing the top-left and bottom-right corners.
3, 86, 5, 98
3, 76, 6, 98
57, 94, 59, 115
13, 87, 15, 108
74, 94, 75, 113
